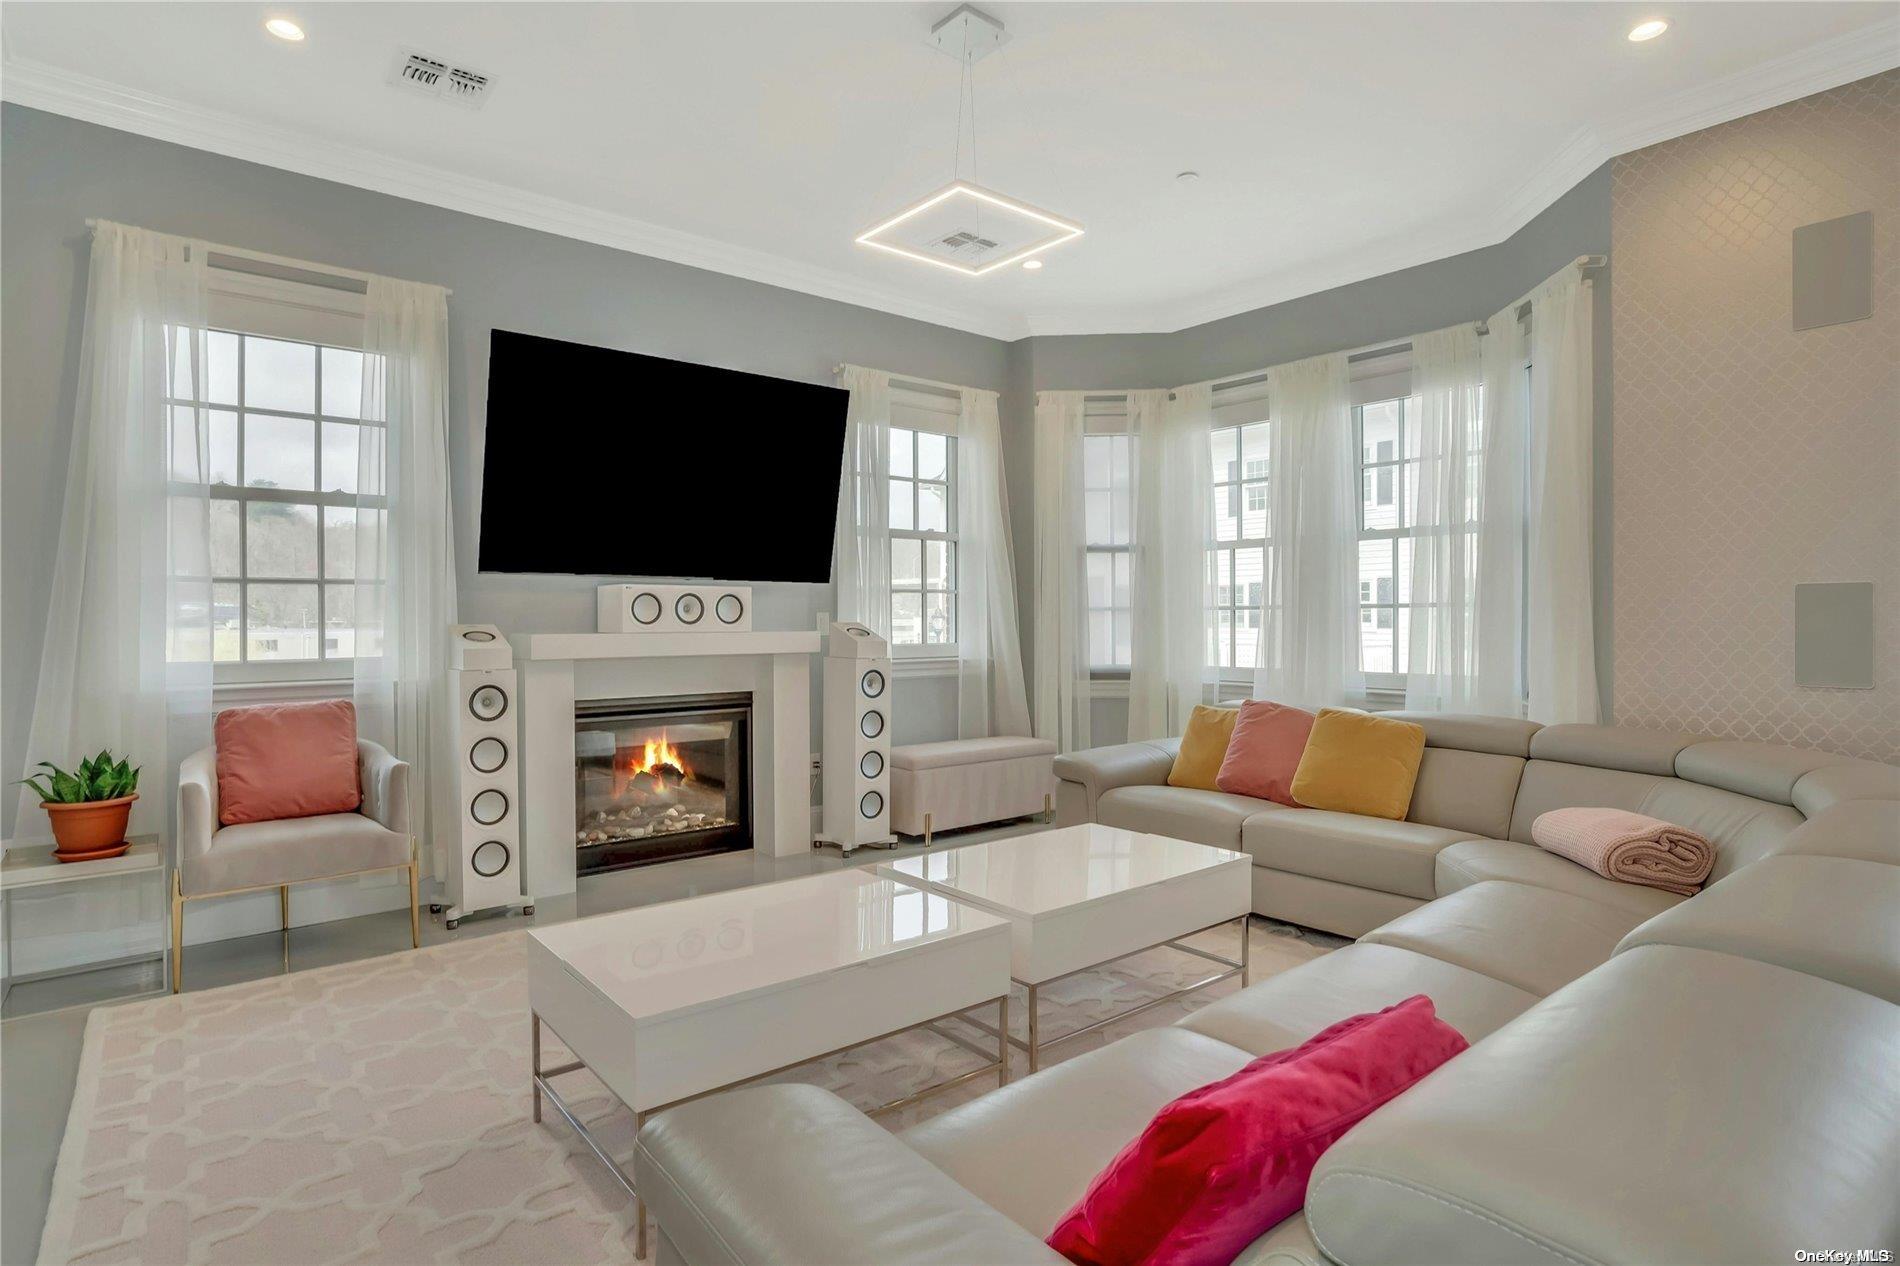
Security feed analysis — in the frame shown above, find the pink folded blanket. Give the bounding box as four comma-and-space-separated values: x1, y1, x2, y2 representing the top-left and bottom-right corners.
1531, 807, 1715, 896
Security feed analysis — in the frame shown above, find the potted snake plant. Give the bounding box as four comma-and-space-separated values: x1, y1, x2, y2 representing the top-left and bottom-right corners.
19, 751, 141, 861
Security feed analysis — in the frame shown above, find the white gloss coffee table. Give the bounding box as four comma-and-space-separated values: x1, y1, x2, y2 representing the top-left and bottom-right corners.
526, 868, 1011, 1258
880, 823, 1252, 1072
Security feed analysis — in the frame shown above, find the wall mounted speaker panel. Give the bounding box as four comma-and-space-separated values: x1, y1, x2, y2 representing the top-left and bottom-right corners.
1792, 211, 1872, 331
1794, 581, 1875, 689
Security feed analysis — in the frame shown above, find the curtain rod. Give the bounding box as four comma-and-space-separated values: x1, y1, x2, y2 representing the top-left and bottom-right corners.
84, 219, 453, 295
834, 363, 982, 398
1181, 253, 1607, 393
1481, 254, 1607, 333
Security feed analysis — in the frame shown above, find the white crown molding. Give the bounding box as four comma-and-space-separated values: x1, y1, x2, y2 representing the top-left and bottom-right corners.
5, 19, 1894, 342
1490, 15, 1900, 248
0, 55, 1029, 342
1595, 15, 1900, 159
1137, 17, 1900, 336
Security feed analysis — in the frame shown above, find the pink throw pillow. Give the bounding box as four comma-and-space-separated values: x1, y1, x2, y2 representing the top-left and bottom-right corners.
215, 699, 362, 826
1214, 700, 1316, 806
1046, 995, 1468, 1266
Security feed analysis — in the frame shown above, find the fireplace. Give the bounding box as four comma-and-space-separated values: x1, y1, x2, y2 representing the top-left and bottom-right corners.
574, 693, 751, 875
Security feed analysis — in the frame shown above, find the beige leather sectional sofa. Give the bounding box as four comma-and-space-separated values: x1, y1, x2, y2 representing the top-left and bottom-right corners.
632, 717, 1900, 1265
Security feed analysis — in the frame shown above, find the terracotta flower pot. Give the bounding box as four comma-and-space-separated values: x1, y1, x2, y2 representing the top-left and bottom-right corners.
45, 794, 138, 862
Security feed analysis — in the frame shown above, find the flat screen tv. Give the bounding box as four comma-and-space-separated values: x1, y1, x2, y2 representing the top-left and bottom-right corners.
477, 330, 850, 583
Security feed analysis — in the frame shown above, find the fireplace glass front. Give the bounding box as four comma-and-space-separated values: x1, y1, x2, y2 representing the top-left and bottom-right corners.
574, 693, 751, 875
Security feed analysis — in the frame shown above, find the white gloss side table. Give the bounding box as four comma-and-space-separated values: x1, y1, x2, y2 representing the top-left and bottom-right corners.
2, 835, 168, 1006
526, 867, 1012, 1259
879, 823, 1252, 1072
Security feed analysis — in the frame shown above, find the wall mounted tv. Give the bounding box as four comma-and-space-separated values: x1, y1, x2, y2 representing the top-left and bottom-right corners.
477, 330, 850, 583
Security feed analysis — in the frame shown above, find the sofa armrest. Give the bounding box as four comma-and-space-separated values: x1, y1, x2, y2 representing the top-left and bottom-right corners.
633, 1084, 1066, 1266
357, 739, 410, 835
1052, 738, 1181, 820
176, 745, 219, 865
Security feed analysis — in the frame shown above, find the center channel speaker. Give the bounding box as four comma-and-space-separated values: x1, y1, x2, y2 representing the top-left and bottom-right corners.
596, 583, 753, 633
443, 624, 530, 929
816, 621, 895, 855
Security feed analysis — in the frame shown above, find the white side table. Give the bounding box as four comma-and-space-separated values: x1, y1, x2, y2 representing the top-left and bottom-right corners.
1, 835, 168, 1004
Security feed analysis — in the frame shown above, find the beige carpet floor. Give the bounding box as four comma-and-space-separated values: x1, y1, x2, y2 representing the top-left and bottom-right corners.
37, 919, 1336, 1266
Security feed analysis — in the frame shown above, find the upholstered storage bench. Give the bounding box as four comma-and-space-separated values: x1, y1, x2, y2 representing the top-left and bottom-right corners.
890, 737, 1058, 843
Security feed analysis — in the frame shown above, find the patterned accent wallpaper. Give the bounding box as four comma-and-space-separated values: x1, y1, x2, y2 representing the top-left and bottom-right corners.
1611, 70, 1897, 761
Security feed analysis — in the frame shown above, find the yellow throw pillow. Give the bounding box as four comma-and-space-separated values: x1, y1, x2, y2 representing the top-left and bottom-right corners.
1289, 708, 1428, 821
1167, 705, 1241, 791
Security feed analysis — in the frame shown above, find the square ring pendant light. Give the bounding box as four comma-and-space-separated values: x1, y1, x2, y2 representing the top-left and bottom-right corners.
857, 182, 1082, 276
856, 5, 1083, 276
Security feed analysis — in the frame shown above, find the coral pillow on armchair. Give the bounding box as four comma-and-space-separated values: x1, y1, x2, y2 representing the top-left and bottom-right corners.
1046, 995, 1468, 1266
1214, 701, 1316, 806
215, 699, 362, 826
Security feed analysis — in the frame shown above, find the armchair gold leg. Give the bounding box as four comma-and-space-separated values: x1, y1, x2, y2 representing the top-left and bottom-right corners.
408, 839, 420, 950
279, 885, 290, 932
171, 871, 184, 995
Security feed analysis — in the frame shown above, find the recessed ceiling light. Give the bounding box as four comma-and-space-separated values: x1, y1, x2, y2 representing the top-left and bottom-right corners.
1022, 259, 1044, 271
265, 17, 305, 42
1627, 18, 1669, 42
1176, 170, 1201, 185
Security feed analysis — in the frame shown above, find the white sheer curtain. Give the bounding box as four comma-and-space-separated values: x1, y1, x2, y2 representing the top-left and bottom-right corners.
1526, 270, 1600, 723
832, 365, 892, 637
1128, 385, 1214, 739
354, 277, 457, 862
1405, 322, 1523, 715
15, 221, 213, 844
1475, 300, 1529, 712
1032, 391, 1091, 751
954, 387, 1031, 737
1256, 353, 1360, 710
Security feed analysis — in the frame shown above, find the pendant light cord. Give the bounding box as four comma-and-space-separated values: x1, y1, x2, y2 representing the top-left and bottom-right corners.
951, 19, 973, 183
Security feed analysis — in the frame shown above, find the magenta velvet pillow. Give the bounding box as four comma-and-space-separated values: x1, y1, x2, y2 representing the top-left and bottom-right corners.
1046, 995, 1469, 1266
1214, 700, 1316, 806
215, 699, 362, 826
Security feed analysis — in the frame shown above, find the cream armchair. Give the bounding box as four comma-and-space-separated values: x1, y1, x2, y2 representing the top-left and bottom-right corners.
172, 738, 419, 992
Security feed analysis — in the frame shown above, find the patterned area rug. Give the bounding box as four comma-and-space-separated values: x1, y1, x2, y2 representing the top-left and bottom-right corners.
38, 919, 1337, 1265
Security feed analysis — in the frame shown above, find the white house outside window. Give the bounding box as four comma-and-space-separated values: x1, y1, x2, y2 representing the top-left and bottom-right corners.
886, 424, 956, 649
1209, 418, 1270, 674
165, 273, 375, 683
1355, 394, 1419, 684
1083, 432, 1134, 670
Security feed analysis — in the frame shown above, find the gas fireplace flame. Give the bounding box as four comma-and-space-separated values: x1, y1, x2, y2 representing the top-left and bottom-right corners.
627, 731, 691, 783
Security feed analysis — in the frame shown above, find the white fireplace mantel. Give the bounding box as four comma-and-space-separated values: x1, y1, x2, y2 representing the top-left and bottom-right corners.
515, 630, 822, 662
511, 630, 821, 899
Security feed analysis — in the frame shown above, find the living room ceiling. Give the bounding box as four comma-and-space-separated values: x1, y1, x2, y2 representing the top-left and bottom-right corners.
3, 2, 1894, 339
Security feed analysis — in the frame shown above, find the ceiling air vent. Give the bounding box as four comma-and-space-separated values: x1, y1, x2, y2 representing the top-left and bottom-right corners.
936, 229, 1001, 264
389, 49, 495, 109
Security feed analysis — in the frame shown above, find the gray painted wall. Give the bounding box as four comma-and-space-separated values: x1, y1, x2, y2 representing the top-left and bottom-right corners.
3, 103, 1618, 851
0, 104, 1011, 838
1004, 165, 1615, 724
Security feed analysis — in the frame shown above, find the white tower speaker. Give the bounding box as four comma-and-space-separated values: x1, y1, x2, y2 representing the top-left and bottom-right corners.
816, 621, 896, 855
597, 583, 753, 633
441, 624, 531, 928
